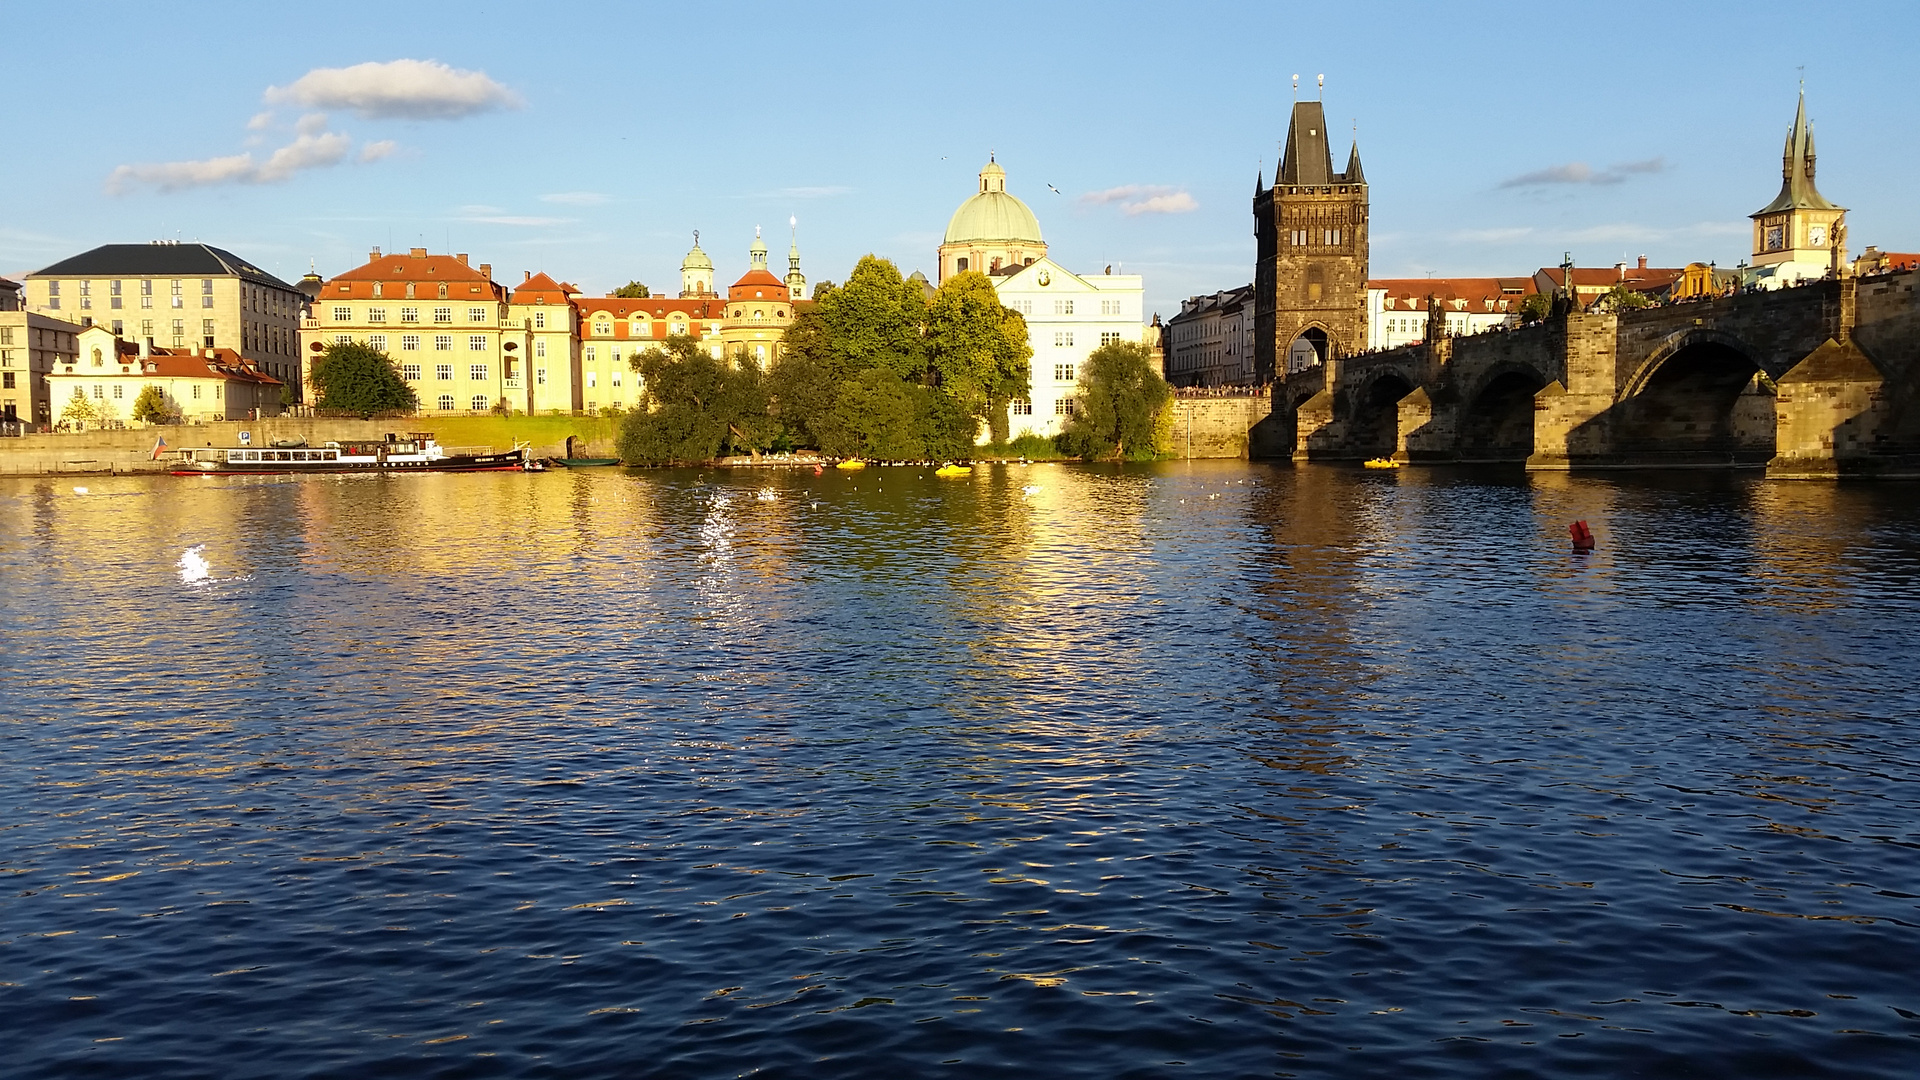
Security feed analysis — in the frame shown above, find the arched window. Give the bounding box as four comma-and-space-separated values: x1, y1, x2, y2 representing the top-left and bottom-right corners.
438, 283, 448, 299
957, 257, 969, 272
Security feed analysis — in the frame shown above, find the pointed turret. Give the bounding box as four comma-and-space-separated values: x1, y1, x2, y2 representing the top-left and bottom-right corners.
1343, 141, 1365, 185
1755, 89, 1838, 215
1254, 167, 1264, 194
785, 216, 806, 301
749, 227, 769, 273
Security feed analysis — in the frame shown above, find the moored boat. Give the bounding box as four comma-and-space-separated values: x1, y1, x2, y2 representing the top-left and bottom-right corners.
1363, 458, 1403, 469
554, 457, 621, 468
835, 460, 867, 471
934, 464, 972, 477
170, 433, 531, 475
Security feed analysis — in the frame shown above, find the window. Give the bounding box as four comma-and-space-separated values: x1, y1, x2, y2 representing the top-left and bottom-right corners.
171, 280, 183, 308
956, 257, 969, 272
433, 306, 452, 323
534, 311, 546, 329
334, 334, 351, 345
202, 279, 214, 295
400, 307, 419, 323
113, 384, 124, 399
437, 283, 448, 299
586, 371, 596, 388
469, 364, 488, 381
1054, 396, 1076, 415
1013, 299, 1033, 315
402, 363, 421, 380
595, 319, 612, 336
1054, 363, 1075, 382
172, 319, 185, 347
368, 308, 386, 323
434, 335, 453, 351
190, 385, 200, 400
535, 339, 547, 358
1053, 331, 1074, 348
141, 320, 153, 340
401, 334, 420, 351
1054, 299, 1074, 315
468, 335, 486, 352
332, 305, 351, 320
536, 368, 546, 385
1101, 299, 1122, 315
1100, 331, 1122, 346
468, 307, 486, 323
435, 363, 453, 380
585, 346, 597, 363
368, 334, 387, 350
1010, 398, 1032, 415
471, 395, 488, 411
2, 373, 12, 389
611, 370, 622, 386
437, 394, 455, 410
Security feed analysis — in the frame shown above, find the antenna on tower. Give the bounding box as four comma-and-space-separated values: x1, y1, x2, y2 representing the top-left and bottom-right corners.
1291, 74, 1298, 99
1317, 74, 1324, 99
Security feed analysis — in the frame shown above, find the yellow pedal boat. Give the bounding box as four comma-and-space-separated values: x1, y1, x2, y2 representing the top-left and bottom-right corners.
1363, 458, 1403, 469
835, 460, 867, 470
934, 464, 972, 477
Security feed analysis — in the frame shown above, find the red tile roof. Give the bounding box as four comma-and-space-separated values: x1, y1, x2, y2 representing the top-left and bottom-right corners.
1371, 277, 1537, 313
510, 271, 576, 305
727, 269, 788, 298
1536, 266, 1685, 292
325, 250, 507, 301
89, 336, 281, 384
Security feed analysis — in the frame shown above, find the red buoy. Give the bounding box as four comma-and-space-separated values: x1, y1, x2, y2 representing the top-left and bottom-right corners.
1570, 520, 1596, 553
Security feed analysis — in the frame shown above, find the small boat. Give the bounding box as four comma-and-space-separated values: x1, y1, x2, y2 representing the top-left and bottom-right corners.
1363, 458, 1403, 469
555, 457, 621, 468
170, 432, 530, 475
934, 464, 972, 477
835, 460, 867, 471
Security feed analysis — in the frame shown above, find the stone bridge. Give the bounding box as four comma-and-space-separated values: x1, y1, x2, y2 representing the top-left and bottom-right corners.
1271, 268, 1920, 477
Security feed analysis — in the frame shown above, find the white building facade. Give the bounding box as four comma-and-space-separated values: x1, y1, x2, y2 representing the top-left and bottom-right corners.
990, 258, 1146, 441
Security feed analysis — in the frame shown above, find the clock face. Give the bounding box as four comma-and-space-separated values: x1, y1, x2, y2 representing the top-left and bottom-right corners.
1809, 225, 1826, 246
1765, 226, 1784, 252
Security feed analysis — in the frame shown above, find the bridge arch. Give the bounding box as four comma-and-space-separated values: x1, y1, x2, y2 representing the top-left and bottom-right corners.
1616, 327, 1776, 465
1458, 360, 1553, 462
1347, 365, 1419, 458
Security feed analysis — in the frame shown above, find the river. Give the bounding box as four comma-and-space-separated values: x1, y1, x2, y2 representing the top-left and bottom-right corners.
2, 462, 1917, 1078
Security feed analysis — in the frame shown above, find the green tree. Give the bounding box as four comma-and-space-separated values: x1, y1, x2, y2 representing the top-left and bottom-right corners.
1594, 284, 1653, 312
1057, 340, 1172, 461
926, 270, 1032, 443
766, 309, 841, 449
131, 384, 180, 425
816, 256, 928, 379
617, 334, 771, 464
1518, 293, 1553, 324
811, 280, 834, 300
60, 388, 99, 428
612, 281, 651, 298
826, 368, 924, 460
310, 341, 418, 417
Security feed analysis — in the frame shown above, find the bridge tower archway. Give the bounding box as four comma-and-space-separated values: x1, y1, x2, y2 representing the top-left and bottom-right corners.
1459, 365, 1550, 462
1288, 326, 1330, 374
1616, 330, 1775, 465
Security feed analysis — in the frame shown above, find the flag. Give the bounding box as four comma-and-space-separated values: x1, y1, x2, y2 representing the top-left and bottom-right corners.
151, 435, 167, 460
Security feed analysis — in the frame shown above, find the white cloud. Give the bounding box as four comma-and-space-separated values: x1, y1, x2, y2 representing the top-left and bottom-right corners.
265, 59, 522, 120
246, 111, 274, 131
540, 191, 611, 206
454, 206, 571, 227
358, 140, 397, 163
108, 117, 375, 193
1080, 184, 1199, 215
1501, 157, 1668, 188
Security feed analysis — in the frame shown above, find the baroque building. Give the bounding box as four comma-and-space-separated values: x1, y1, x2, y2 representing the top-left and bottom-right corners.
1253, 100, 1369, 380
938, 157, 1047, 284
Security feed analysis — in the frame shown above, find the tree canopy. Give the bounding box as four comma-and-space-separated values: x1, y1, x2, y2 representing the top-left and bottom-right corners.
310, 342, 418, 417
131, 384, 180, 424
1057, 340, 1172, 461
612, 281, 651, 298
616, 334, 770, 465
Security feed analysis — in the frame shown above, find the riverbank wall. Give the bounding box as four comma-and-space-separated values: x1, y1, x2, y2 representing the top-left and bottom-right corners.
0, 414, 623, 475
1165, 395, 1285, 460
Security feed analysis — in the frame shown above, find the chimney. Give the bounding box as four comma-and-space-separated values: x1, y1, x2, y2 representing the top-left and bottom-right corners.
456, 253, 469, 265
410, 247, 428, 258
1616, 262, 1627, 281
524, 270, 532, 281
139, 337, 150, 361
370, 247, 381, 261
1637, 255, 1648, 270
478, 263, 491, 281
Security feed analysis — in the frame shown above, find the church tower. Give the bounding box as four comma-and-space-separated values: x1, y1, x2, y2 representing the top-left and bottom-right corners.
680, 232, 715, 298
1254, 96, 1369, 381
1750, 89, 1845, 270
785, 218, 806, 300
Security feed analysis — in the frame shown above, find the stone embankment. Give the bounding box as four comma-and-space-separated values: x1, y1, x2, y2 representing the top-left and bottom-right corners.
0, 415, 622, 475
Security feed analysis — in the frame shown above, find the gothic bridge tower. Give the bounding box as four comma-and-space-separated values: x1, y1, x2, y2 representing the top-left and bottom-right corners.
1254, 97, 1369, 382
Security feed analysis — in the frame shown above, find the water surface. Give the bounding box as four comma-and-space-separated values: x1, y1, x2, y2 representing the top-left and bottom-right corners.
2, 463, 1918, 1078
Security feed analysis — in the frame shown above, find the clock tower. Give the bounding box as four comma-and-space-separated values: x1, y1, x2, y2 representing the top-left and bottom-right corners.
1750, 89, 1845, 270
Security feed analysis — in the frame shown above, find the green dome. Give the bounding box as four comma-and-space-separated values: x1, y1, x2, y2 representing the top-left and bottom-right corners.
944, 159, 1044, 245
681, 239, 712, 272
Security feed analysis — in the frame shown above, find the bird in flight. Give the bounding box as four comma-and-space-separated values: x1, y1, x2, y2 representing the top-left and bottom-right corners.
1047, 183, 1062, 195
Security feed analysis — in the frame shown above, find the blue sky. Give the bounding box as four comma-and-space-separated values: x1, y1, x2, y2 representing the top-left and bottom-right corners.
4, 1, 1915, 316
